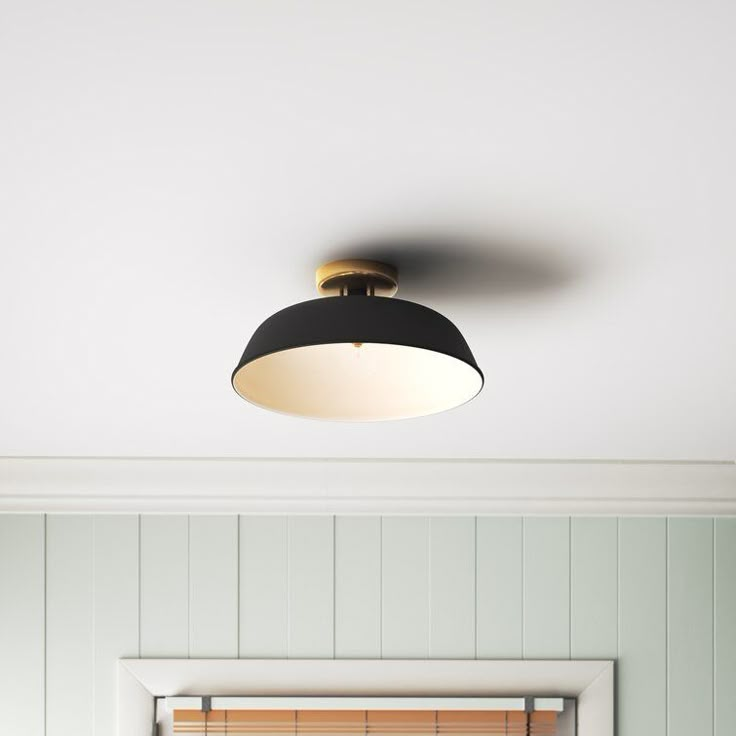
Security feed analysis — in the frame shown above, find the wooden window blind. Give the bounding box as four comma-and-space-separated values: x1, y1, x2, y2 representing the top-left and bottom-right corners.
173, 709, 559, 736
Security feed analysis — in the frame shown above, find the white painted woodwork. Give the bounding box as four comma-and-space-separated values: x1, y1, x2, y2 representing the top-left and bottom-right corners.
3, 458, 735, 515
125, 657, 612, 697
118, 662, 155, 736
577, 662, 614, 736
123, 659, 610, 736
189, 696, 538, 710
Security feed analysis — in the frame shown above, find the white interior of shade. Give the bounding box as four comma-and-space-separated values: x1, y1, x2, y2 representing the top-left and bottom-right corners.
232, 343, 483, 421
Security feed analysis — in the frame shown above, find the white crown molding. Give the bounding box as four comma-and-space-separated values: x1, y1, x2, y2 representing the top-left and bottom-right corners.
1, 457, 735, 514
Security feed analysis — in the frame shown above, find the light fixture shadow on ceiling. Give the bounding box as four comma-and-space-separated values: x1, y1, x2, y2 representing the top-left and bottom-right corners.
324, 234, 588, 304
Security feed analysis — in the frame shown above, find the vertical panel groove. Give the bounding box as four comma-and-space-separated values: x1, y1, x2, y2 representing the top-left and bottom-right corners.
521, 517, 525, 659
380, 515, 385, 659
93, 516, 139, 735
715, 518, 736, 736
476, 518, 522, 659
429, 517, 475, 658
140, 516, 189, 657
46, 516, 94, 736
427, 517, 432, 658
473, 516, 478, 660
137, 514, 141, 659
287, 517, 291, 658
616, 516, 621, 734
0, 514, 49, 736
523, 517, 569, 658
666, 518, 669, 736
421, 515, 431, 658
187, 515, 191, 659
620, 518, 667, 735
91, 520, 96, 736
239, 517, 288, 657
381, 517, 429, 657
237, 515, 241, 658
668, 518, 713, 736
379, 516, 383, 659
568, 517, 572, 660
472, 520, 476, 659
712, 518, 716, 736
616, 517, 620, 661
571, 518, 617, 660
189, 516, 239, 657
332, 515, 336, 660
44, 514, 47, 736
335, 517, 380, 657
288, 517, 334, 657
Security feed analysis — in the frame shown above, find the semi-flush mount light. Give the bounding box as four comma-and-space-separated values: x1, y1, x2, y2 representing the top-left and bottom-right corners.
232, 259, 483, 420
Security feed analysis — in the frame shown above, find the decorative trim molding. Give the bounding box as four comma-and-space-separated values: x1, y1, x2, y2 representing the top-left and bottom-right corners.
119, 659, 612, 736
2, 457, 735, 514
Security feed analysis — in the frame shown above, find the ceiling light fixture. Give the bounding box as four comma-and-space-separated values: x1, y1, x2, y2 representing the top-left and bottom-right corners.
231, 259, 483, 420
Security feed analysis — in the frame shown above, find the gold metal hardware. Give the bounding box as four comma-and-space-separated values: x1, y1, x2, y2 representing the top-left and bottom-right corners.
316, 259, 398, 297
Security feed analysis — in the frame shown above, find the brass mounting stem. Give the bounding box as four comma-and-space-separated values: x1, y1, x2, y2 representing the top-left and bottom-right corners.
316, 259, 398, 297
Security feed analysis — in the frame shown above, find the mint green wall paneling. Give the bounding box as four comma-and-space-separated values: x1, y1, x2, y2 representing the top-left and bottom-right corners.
0, 514, 44, 736
716, 518, 736, 736
571, 517, 618, 658
288, 516, 334, 657
46, 515, 94, 736
239, 516, 288, 657
619, 518, 666, 736
2, 511, 735, 734
140, 515, 189, 656
93, 516, 139, 736
476, 517, 523, 658
429, 517, 475, 658
382, 517, 430, 657
669, 518, 714, 736
189, 515, 239, 657
523, 517, 570, 658
335, 516, 381, 657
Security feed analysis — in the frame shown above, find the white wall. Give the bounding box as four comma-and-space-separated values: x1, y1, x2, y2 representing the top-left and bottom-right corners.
0, 515, 735, 736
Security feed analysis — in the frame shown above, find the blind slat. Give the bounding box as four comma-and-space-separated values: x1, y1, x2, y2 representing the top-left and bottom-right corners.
173, 709, 558, 736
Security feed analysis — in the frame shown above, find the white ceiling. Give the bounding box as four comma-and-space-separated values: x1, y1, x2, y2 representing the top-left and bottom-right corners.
2, 1, 734, 461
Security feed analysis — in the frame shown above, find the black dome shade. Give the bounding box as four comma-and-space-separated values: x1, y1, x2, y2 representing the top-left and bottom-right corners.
232, 296, 483, 421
